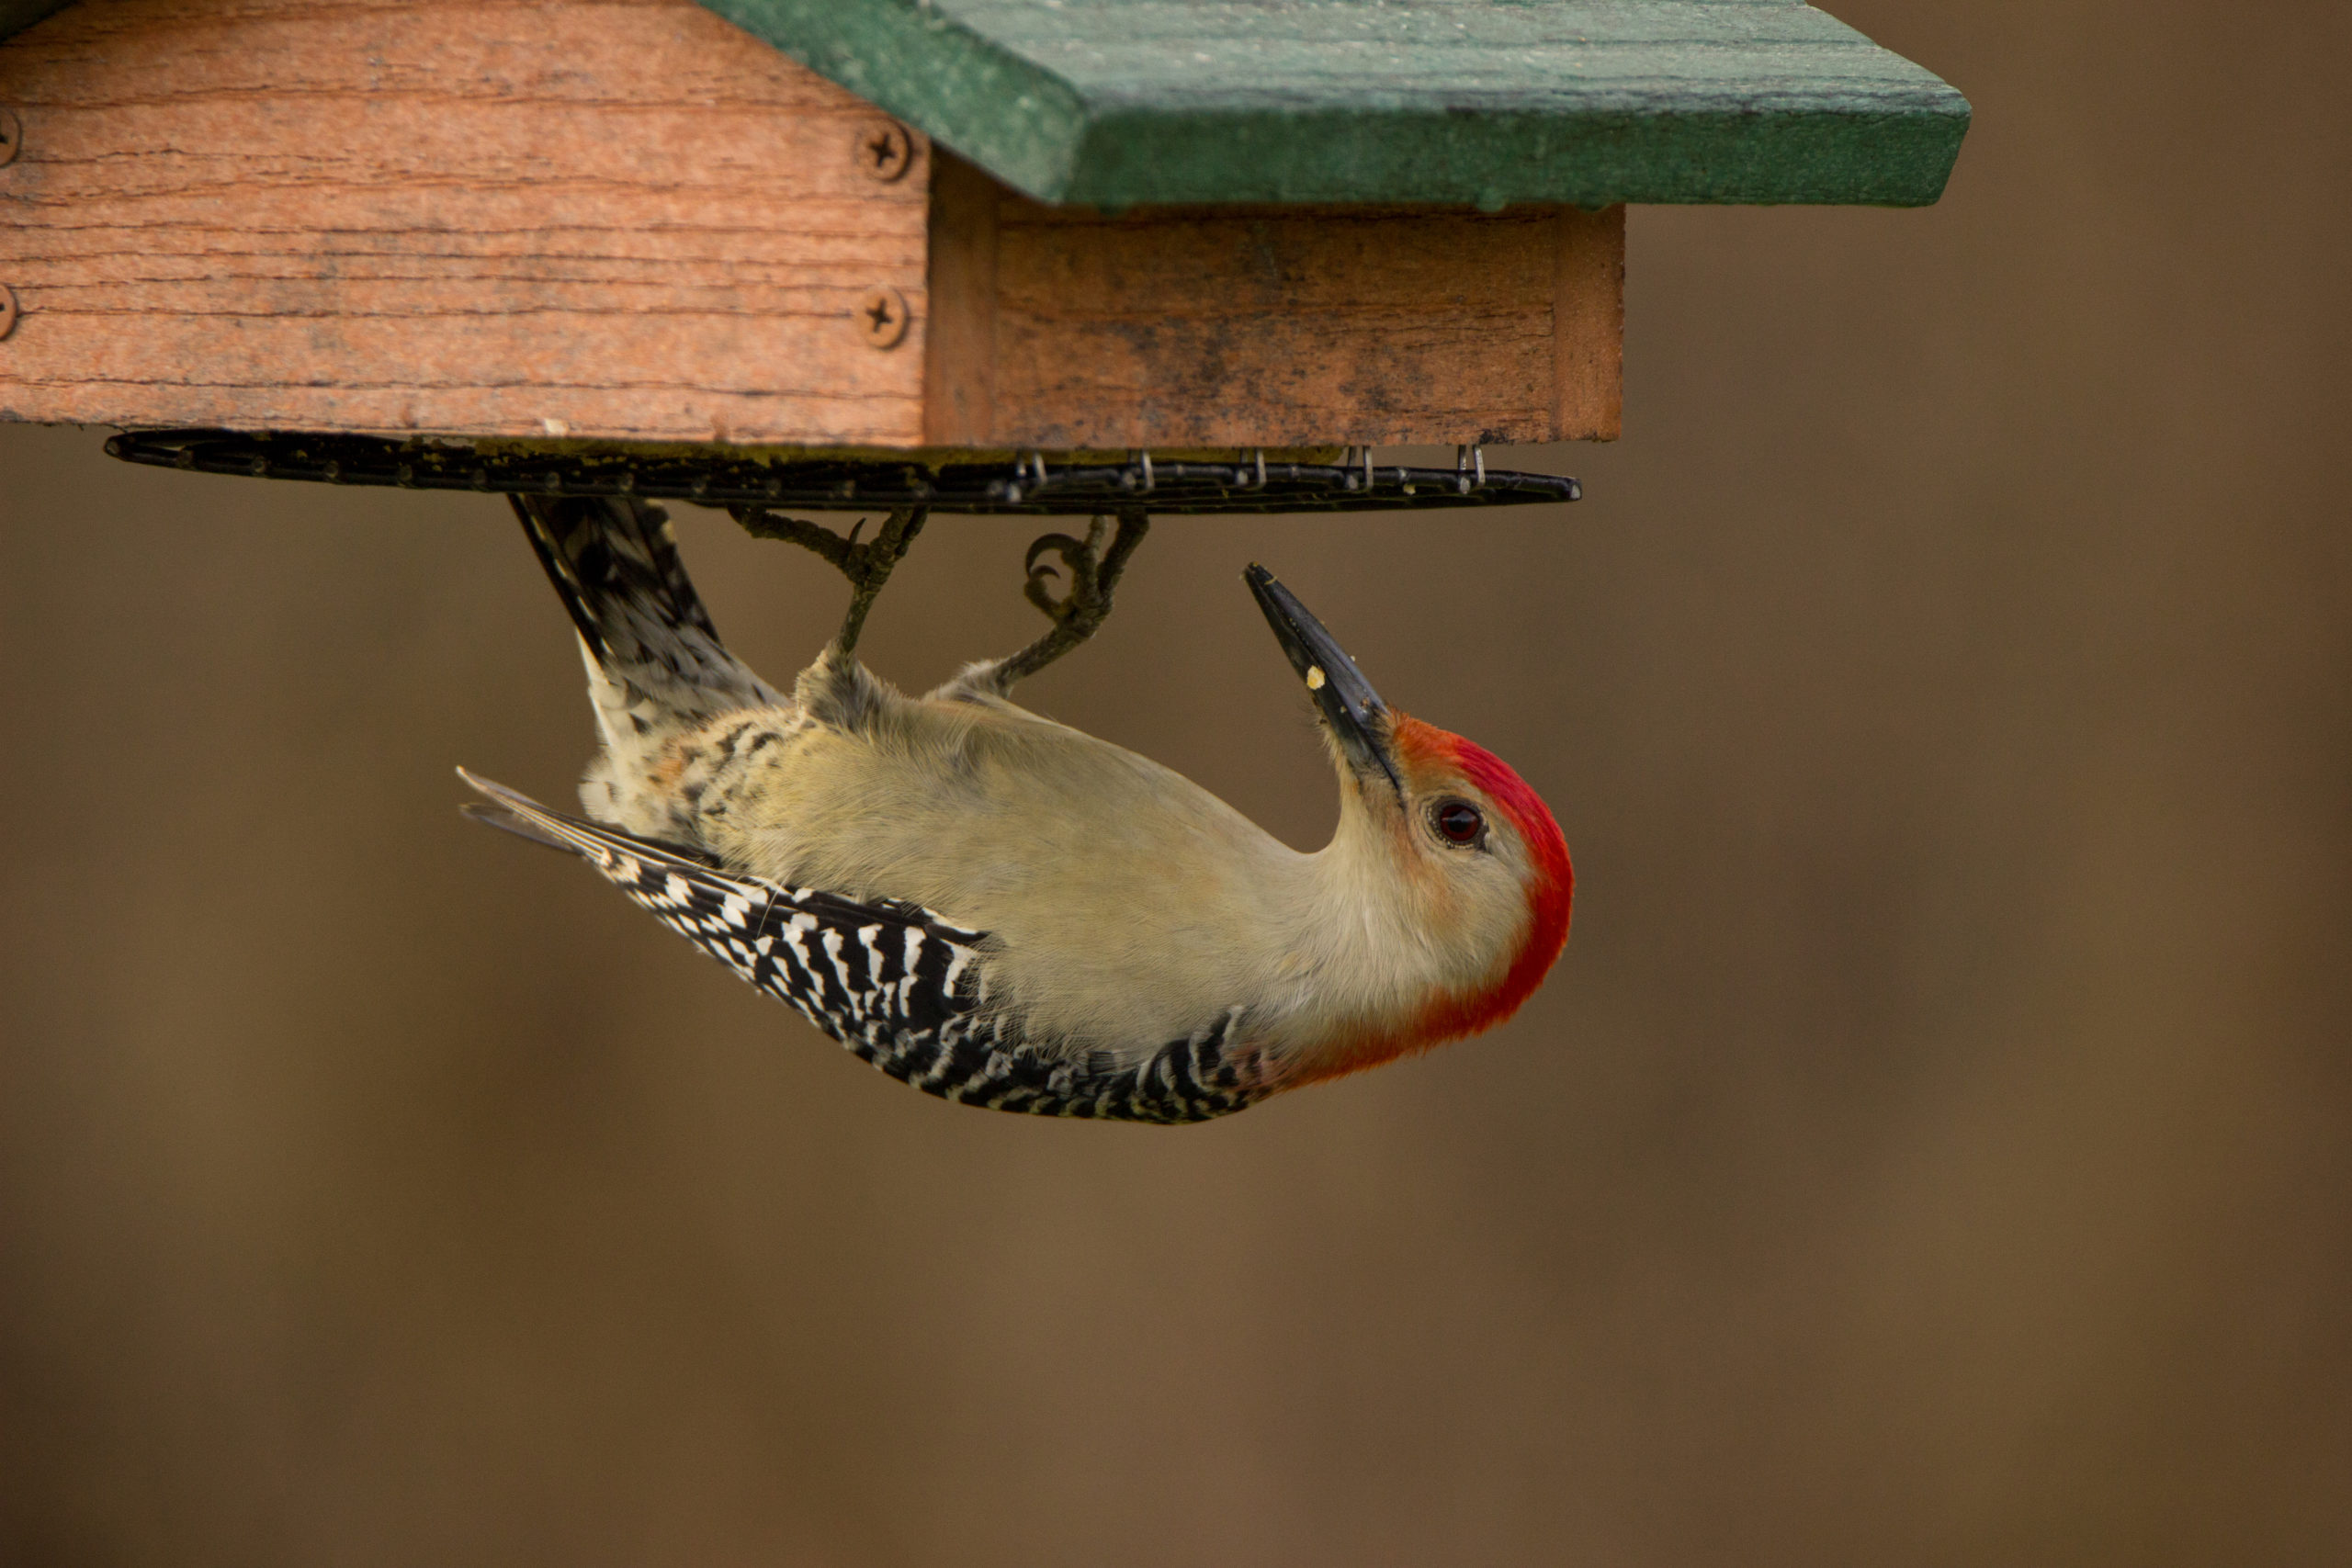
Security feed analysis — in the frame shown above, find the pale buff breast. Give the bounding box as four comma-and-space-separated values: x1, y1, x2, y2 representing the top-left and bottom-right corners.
694, 692, 1322, 1057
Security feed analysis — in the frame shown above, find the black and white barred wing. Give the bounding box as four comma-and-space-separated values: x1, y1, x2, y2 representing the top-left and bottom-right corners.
457, 770, 984, 1049
457, 771, 1265, 1124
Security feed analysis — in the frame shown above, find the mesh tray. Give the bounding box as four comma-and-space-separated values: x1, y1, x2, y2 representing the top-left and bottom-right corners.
105, 430, 1579, 516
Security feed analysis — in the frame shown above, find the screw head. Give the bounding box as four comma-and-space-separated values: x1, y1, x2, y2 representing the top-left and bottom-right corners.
0, 108, 17, 168
855, 119, 913, 183
856, 285, 910, 350
0, 285, 17, 341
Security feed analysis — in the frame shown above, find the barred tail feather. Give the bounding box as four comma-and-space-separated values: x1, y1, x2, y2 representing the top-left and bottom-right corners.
510, 494, 786, 834
510, 494, 784, 722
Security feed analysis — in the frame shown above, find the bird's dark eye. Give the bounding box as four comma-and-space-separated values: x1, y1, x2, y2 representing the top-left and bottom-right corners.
1433, 799, 1485, 846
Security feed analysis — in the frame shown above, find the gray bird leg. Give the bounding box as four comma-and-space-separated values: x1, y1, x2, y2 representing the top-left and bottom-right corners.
961, 508, 1150, 696
731, 504, 929, 659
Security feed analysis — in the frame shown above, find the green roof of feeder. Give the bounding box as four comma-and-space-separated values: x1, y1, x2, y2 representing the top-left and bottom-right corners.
699, 0, 1970, 209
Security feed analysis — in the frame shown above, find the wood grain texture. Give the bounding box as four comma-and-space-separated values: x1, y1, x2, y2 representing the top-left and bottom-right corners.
704, 0, 1970, 208
0, 0, 932, 443
1556, 205, 1626, 442
927, 166, 1623, 449
921, 153, 998, 446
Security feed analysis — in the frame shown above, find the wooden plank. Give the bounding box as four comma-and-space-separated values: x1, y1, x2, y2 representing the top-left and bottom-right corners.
921, 153, 999, 446
1555, 206, 1626, 443
704, 0, 1970, 209
925, 164, 1623, 448
0, 0, 933, 443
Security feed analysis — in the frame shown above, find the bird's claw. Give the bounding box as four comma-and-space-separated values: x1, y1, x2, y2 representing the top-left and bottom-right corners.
1022, 529, 1106, 629
963, 509, 1150, 695
730, 502, 928, 658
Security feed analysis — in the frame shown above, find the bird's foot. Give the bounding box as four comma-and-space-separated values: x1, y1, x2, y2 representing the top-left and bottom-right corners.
963, 509, 1149, 695
732, 504, 929, 658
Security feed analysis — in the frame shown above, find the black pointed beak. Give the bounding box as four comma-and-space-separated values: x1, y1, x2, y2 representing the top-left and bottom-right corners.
1244, 564, 1405, 801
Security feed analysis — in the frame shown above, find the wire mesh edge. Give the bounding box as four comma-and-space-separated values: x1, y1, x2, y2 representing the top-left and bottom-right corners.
103, 431, 1580, 516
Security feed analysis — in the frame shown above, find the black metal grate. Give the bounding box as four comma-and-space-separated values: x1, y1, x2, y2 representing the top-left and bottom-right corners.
103, 429, 1578, 515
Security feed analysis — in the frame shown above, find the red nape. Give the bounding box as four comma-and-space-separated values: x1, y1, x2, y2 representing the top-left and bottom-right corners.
1289, 717, 1575, 1088
1396, 715, 1575, 1039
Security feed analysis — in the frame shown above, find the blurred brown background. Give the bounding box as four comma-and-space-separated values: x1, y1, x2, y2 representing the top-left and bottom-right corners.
5, 1, 2348, 1562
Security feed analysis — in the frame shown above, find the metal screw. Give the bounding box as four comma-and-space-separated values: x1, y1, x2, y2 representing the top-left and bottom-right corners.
0, 108, 20, 168
856, 119, 913, 183
857, 285, 910, 349
0, 285, 16, 341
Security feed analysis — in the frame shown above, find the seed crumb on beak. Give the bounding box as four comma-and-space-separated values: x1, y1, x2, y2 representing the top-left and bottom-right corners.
1244, 563, 1406, 802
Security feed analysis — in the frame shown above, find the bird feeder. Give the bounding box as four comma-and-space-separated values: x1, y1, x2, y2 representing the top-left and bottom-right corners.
0, 0, 1966, 516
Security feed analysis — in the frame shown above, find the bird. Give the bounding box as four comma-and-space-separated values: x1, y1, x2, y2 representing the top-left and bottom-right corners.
461, 494, 1571, 1123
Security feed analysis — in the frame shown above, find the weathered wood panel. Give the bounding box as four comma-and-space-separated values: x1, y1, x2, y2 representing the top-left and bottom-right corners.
926, 156, 1622, 448
921, 152, 1000, 446
0, 0, 932, 443
1555, 203, 1626, 442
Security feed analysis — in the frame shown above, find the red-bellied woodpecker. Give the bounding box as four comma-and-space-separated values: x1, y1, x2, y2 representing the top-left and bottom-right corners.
463, 496, 1571, 1122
